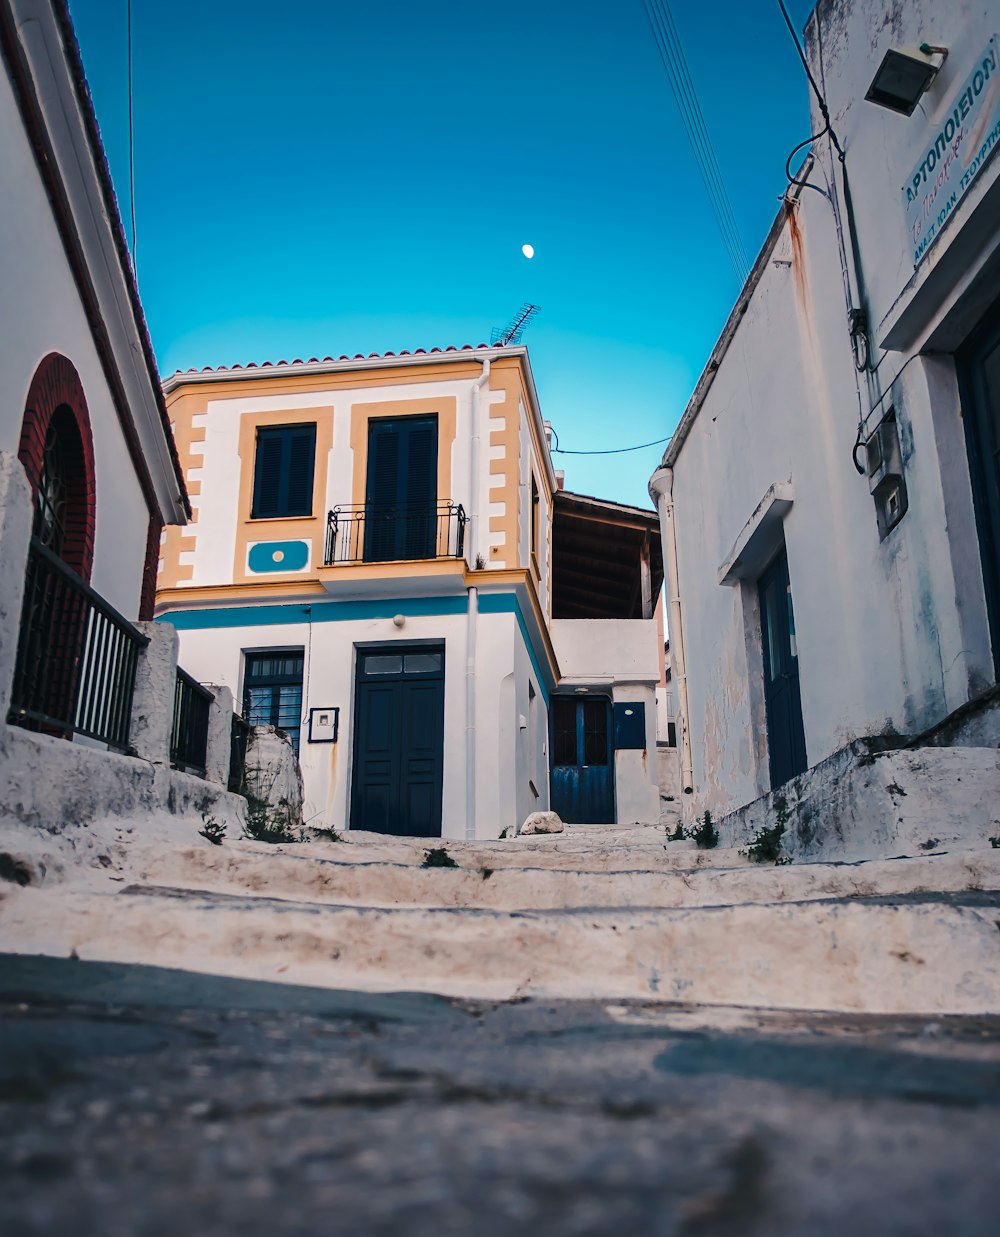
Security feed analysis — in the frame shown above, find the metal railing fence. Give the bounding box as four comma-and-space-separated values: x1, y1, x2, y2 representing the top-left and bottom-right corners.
170, 667, 212, 775
324, 502, 467, 565
7, 537, 148, 751
229, 713, 251, 793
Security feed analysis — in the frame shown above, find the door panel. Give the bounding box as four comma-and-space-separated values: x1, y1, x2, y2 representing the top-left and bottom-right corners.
550, 696, 615, 824
351, 647, 444, 837
957, 303, 1000, 675
364, 417, 438, 562
759, 549, 807, 789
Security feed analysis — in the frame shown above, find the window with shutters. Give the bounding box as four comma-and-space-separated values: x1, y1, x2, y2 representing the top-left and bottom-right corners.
251, 424, 316, 519
364, 415, 438, 561
242, 650, 304, 754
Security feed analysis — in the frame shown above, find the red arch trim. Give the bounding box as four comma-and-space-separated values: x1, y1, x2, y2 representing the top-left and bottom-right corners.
19, 353, 97, 583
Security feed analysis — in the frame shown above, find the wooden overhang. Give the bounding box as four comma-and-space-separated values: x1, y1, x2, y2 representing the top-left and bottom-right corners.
552, 490, 664, 620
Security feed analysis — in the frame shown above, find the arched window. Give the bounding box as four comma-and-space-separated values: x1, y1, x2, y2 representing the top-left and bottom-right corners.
19, 354, 96, 582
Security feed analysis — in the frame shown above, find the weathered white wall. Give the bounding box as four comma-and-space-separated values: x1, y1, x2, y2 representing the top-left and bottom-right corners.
550, 619, 660, 683
172, 607, 546, 840
550, 619, 661, 824
659, 0, 1000, 820
0, 61, 149, 618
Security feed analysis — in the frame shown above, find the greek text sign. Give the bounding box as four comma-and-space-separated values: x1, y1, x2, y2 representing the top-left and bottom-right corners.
904, 36, 1000, 266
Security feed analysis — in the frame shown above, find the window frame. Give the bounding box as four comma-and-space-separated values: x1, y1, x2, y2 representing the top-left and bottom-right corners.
251, 422, 317, 520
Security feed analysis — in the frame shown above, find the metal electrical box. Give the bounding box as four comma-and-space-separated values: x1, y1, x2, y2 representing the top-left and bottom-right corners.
865, 411, 908, 540
613, 702, 646, 750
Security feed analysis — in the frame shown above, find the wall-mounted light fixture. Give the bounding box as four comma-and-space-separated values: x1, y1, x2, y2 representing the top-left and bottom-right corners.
865, 43, 947, 116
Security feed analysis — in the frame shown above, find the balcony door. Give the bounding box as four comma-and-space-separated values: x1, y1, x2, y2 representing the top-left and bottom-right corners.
365, 415, 437, 562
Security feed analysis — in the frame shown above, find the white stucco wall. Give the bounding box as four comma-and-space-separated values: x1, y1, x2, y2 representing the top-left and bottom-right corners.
550, 619, 661, 824
659, 0, 1000, 819
0, 60, 150, 618
550, 619, 661, 683
171, 606, 546, 840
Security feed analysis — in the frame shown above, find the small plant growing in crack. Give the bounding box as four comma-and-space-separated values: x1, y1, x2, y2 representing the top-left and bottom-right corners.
198, 815, 226, 846
741, 794, 791, 864
422, 847, 458, 869
666, 822, 687, 842
310, 827, 344, 843
689, 811, 719, 850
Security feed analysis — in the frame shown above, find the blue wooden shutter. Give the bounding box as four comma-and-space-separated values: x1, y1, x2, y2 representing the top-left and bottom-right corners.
252, 424, 315, 518
284, 425, 316, 517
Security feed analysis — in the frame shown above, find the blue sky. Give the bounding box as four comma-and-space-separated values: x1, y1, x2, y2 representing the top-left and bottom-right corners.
69, 0, 815, 508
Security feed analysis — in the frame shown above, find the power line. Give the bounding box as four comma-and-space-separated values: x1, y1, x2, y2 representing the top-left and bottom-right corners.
642, 0, 750, 284
552, 435, 671, 456
127, 0, 137, 267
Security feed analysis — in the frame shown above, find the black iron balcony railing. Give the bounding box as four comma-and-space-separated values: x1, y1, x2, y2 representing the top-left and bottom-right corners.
324, 502, 467, 565
8, 537, 148, 751
170, 667, 212, 775
229, 712, 251, 793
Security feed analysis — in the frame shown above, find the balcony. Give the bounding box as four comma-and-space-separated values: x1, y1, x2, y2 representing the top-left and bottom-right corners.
325, 502, 467, 566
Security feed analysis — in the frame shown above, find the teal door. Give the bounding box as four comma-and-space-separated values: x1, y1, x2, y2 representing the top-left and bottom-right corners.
549, 696, 615, 824
759, 549, 807, 788
957, 300, 1000, 676
350, 646, 445, 836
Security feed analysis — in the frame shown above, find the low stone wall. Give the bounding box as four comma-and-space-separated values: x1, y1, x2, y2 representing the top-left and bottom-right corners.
715, 738, 1000, 862
0, 451, 246, 847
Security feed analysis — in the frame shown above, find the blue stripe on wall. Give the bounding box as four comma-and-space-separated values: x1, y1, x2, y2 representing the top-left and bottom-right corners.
160, 591, 553, 702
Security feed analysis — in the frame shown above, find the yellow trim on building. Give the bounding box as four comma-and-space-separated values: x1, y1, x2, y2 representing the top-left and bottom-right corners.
159, 388, 209, 588
348, 396, 457, 554
233, 406, 334, 585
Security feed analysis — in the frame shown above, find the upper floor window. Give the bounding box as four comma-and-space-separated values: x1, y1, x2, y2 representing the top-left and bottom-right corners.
364, 415, 437, 561
252, 424, 316, 519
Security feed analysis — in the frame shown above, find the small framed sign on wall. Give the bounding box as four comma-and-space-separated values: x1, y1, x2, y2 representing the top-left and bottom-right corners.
307, 707, 339, 744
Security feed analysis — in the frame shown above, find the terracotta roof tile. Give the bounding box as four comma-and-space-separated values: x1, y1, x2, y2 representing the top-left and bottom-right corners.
170, 343, 501, 381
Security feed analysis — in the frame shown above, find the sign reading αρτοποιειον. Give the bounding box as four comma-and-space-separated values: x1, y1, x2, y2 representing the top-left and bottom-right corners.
904, 36, 1000, 266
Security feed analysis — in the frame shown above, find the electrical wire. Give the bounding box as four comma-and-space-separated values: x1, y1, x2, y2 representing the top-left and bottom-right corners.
127, 0, 137, 266
648, 0, 749, 282
552, 436, 671, 456
648, 0, 747, 275
775, 0, 844, 160
641, 0, 750, 284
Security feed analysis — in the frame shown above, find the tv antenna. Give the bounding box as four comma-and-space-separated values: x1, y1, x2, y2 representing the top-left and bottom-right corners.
490, 303, 540, 347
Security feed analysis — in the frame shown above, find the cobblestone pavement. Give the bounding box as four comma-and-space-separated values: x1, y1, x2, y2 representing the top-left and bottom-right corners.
1, 954, 999, 1236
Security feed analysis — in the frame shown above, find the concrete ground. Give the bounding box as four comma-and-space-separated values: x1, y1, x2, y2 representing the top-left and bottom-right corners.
1, 954, 999, 1236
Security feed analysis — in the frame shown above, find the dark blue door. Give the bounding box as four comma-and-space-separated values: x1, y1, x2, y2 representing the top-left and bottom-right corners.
365, 416, 438, 562
957, 300, 1000, 676
350, 646, 445, 836
759, 548, 807, 788
549, 696, 615, 824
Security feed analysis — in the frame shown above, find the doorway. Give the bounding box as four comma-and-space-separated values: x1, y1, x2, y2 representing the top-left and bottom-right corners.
549, 695, 615, 824
957, 301, 1000, 677
350, 645, 445, 836
758, 548, 807, 789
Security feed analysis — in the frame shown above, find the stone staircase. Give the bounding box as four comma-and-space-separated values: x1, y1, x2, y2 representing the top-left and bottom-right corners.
1, 818, 998, 1014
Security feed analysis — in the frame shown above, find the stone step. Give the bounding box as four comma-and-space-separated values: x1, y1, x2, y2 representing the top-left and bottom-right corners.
2, 883, 998, 1013
287, 832, 750, 872
136, 842, 1000, 913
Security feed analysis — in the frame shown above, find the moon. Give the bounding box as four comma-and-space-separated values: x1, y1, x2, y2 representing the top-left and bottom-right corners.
521, 243, 535, 259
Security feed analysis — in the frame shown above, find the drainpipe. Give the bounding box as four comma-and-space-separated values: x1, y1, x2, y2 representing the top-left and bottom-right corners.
649, 466, 694, 795
465, 359, 490, 840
